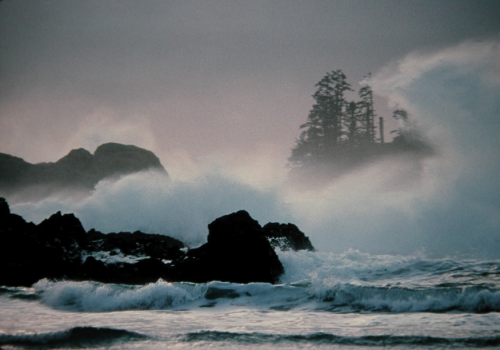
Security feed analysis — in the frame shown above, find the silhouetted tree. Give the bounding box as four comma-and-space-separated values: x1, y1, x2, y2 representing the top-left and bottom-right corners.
344, 101, 359, 145
289, 71, 433, 172
358, 74, 377, 144
289, 70, 351, 166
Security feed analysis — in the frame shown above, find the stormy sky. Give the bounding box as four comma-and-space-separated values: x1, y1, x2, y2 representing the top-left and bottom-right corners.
1, 0, 499, 170
2, 0, 500, 257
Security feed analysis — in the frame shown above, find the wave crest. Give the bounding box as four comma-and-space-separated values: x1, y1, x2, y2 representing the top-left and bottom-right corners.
33, 279, 207, 312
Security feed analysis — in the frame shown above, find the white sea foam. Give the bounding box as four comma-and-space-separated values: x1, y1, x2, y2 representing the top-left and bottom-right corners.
12, 171, 288, 248
278, 249, 446, 286
81, 250, 149, 265
32, 251, 500, 313
33, 279, 208, 312
276, 250, 500, 313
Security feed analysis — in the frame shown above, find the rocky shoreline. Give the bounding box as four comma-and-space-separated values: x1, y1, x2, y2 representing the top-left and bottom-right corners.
0, 198, 314, 286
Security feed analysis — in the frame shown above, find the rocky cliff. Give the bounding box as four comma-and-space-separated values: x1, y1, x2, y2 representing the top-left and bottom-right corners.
0, 143, 168, 200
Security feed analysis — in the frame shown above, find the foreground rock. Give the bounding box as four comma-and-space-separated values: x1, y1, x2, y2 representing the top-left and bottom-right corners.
0, 198, 184, 286
166, 211, 284, 284
263, 222, 315, 252
0, 143, 169, 201
0, 198, 314, 286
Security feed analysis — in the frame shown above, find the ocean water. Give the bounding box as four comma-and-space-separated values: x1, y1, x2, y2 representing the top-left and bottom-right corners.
1, 249, 499, 349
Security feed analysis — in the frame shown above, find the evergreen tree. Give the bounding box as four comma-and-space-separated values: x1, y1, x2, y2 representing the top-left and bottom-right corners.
358, 74, 376, 144
289, 70, 351, 166
290, 70, 432, 172
344, 100, 366, 148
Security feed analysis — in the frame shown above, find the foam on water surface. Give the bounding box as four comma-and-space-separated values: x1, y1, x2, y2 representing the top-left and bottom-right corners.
27, 251, 500, 314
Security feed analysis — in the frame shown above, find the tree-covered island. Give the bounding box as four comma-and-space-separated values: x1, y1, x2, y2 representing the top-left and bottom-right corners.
289, 70, 433, 178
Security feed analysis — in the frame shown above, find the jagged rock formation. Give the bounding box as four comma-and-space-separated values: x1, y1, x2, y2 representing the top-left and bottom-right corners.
0, 143, 168, 201
0, 198, 185, 286
0, 199, 315, 287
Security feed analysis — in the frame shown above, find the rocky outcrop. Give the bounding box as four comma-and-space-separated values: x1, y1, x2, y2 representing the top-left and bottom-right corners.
166, 211, 284, 284
0, 199, 314, 286
92, 143, 166, 179
164, 211, 316, 284
263, 222, 315, 251
0, 143, 168, 201
86, 229, 184, 261
0, 198, 184, 286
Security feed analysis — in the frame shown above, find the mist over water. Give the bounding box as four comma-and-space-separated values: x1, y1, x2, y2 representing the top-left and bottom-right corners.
12, 41, 500, 258
12, 171, 289, 248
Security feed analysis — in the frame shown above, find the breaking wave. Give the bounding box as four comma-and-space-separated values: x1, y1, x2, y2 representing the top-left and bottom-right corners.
31, 250, 500, 313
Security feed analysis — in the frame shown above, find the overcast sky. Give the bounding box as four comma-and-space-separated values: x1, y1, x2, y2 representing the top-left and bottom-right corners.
1, 0, 499, 171
2, 0, 500, 257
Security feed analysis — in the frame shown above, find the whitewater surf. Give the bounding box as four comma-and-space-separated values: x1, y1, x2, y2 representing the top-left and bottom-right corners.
2, 250, 499, 349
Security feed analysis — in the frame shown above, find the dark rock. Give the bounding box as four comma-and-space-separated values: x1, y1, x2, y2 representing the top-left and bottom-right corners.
207, 210, 262, 243
0, 198, 58, 286
38, 211, 87, 239
166, 210, 284, 284
0, 199, 313, 287
80, 257, 169, 285
0, 197, 10, 217
130, 258, 168, 283
36, 212, 88, 268
86, 229, 184, 261
93, 143, 166, 179
81, 256, 108, 280
263, 222, 315, 251
0, 198, 185, 286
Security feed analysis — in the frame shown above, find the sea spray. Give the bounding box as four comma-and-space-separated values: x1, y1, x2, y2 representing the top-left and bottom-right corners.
13, 171, 288, 248
33, 279, 208, 312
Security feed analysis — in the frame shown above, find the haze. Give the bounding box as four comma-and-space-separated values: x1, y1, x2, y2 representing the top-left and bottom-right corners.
1, 0, 500, 258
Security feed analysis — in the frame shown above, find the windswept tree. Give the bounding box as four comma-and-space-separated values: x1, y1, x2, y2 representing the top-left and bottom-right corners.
289, 70, 351, 166
344, 101, 360, 146
358, 74, 377, 144
289, 70, 432, 172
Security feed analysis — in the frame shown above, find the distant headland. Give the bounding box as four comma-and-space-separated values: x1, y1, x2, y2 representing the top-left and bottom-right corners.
0, 142, 168, 201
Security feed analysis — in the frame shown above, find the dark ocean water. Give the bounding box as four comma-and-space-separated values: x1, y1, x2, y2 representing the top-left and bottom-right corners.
1, 249, 499, 349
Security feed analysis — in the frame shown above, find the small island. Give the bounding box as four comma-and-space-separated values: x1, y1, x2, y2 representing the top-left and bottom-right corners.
289, 70, 433, 180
